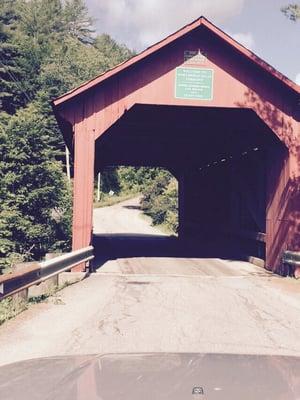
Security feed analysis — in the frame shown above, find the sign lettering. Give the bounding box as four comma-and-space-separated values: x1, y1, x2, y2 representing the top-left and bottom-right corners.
175, 67, 213, 100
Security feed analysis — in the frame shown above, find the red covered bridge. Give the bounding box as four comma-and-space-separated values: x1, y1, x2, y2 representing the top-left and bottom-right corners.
53, 17, 300, 274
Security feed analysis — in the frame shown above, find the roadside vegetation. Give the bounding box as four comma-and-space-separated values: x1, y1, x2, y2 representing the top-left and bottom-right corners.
140, 172, 178, 234
0, 0, 133, 273
0, 281, 70, 326
0, 296, 27, 325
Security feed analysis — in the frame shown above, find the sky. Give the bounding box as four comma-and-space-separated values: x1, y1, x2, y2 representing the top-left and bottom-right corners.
86, 0, 300, 84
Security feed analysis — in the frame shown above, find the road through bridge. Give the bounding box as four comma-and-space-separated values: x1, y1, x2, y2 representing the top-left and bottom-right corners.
1, 197, 300, 367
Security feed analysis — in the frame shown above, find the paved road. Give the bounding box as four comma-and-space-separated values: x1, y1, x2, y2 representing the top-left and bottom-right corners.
0, 197, 300, 367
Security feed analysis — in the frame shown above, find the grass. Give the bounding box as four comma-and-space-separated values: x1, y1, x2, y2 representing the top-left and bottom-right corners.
155, 222, 177, 236
0, 282, 70, 326
139, 213, 177, 236
0, 297, 28, 326
94, 192, 140, 208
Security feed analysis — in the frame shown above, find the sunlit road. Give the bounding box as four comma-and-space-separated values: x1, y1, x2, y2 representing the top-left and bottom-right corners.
0, 197, 300, 367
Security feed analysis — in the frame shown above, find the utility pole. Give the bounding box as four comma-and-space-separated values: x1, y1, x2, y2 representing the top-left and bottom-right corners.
65, 146, 71, 183
97, 172, 101, 202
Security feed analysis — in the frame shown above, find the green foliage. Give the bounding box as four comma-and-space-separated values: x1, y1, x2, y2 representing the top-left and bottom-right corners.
140, 170, 178, 233
0, 281, 70, 325
0, 103, 72, 268
96, 167, 168, 198
117, 167, 164, 193
281, 4, 300, 20
100, 167, 121, 194
0, 0, 27, 113
94, 34, 133, 71
0, 0, 133, 271
0, 296, 27, 325
163, 179, 179, 233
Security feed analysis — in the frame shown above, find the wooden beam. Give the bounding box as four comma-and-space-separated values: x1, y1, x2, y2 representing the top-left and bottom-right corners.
71, 114, 95, 271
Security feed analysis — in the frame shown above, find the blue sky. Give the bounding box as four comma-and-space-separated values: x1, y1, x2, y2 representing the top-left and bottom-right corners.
86, 0, 300, 83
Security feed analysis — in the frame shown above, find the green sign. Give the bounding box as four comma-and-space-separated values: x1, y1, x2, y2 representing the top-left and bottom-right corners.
175, 67, 213, 100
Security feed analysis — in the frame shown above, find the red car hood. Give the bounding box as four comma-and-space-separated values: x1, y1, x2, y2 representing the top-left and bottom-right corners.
0, 353, 300, 399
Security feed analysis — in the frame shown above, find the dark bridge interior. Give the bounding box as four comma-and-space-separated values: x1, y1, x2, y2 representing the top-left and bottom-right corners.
95, 104, 281, 168
93, 104, 287, 267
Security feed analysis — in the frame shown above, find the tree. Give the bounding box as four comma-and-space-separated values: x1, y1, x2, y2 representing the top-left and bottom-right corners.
64, 0, 95, 44
0, 0, 134, 272
281, 4, 300, 21
0, 0, 27, 114
94, 34, 134, 72
0, 103, 71, 270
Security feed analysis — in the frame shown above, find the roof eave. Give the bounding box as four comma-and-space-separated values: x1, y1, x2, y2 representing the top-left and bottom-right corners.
53, 16, 300, 108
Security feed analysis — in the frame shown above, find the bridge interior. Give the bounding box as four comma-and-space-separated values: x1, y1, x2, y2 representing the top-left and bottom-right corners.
93, 103, 286, 269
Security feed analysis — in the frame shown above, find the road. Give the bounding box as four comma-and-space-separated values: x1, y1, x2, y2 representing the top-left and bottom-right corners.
0, 197, 300, 367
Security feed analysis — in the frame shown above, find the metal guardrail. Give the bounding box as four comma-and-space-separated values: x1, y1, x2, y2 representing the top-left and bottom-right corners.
282, 251, 300, 266
0, 246, 94, 300
282, 250, 300, 277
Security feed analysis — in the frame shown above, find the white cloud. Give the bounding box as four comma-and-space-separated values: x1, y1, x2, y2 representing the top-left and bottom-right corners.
87, 0, 245, 50
295, 73, 300, 85
231, 32, 255, 50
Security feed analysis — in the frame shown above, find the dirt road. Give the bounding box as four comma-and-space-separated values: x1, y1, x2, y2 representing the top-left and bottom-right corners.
0, 197, 300, 367
93, 196, 164, 235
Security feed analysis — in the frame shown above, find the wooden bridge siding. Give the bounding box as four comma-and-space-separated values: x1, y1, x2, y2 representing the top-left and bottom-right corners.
266, 145, 300, 271
175, 146, 294, 266
56, 27, 299, 273
71, 96, 96, 271
88, 29, 298, 152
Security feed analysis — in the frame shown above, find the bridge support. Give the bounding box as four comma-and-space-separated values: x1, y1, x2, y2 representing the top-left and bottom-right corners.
72, 120, 95, 271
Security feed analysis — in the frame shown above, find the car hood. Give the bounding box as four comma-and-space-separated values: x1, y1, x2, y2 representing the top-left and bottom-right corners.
0, 353, 300, 400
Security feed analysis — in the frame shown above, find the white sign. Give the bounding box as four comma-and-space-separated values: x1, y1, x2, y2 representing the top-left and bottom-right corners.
184, 50, 207, 65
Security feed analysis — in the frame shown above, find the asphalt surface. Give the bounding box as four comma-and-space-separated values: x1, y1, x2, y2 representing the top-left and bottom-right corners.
0, 197, 300, 367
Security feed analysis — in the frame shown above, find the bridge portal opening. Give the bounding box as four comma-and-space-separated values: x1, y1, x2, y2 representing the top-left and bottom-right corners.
92, 103, 287, 269
92, 166, 180, 271
94, 166, 178, 236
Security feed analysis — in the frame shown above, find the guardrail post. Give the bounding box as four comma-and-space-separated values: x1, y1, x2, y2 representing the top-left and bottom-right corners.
12, 262, 38, 302
282, 251, 300, 278
28, 253, 62, 297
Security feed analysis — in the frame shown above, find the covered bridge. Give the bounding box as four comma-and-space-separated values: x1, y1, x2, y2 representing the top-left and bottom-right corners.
53, 17, 300, 274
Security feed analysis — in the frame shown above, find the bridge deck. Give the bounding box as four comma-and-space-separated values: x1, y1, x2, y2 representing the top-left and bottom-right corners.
93, 197, 269, 277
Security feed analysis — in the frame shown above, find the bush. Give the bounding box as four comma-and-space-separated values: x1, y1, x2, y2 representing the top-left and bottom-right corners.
0, 104, 72, 270
99, 167, 121, 194
140, 172, 178, 234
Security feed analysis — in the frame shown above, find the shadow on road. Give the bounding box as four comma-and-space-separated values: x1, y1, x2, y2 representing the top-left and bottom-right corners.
92, 233, 245, 271
122, 205, 142, 210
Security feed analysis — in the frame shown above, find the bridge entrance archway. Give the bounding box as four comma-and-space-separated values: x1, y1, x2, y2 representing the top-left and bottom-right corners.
94, 103, 287, 266
53, 17, 300, 273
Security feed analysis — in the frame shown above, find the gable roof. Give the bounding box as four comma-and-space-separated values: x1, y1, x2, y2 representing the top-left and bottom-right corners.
53, 16, 300, 107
